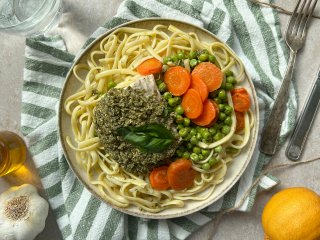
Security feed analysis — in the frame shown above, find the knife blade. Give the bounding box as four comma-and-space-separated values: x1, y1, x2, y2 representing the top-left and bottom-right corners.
286, 67, 320, 161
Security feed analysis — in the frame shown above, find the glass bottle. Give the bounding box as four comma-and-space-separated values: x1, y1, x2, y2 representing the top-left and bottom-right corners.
0, 131, 27, 176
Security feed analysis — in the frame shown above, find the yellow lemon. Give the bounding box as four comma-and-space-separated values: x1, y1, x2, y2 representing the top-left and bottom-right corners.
262, 187, 320, 240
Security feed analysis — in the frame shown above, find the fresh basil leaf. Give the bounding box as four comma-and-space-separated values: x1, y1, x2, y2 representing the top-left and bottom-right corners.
116, 123, 175, 153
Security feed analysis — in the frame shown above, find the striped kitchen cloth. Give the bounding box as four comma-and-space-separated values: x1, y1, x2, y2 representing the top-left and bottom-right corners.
21, 0, 297, 239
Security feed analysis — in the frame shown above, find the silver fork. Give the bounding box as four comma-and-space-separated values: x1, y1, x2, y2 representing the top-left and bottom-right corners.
260, 0, 318, 155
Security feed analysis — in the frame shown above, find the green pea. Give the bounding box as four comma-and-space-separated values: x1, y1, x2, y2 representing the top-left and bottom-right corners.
202, 131, 211, 140
218, 89, 227, 100
198, 154, 204, 160
190, 128, 197, 136
107, 80, 116, 89
226, 76, 236, 84
226, 76, 233, 84
214, 145, 223, 153
196, 132, 202, 140
163, 56, 171, 64
224, 105, 233, 115
220, 82, 226, 90
208, 55, 216, 63
213, 132, 223, 141
214, 97, 222, 104
190, 59, 198, 67
179, 128, 189, 137
183, 118, 190, 127
182, 152, 190, 159
190, 136, 198, 145
218, 104, 225, 112
176, 149, 183, 157
163, 91, 172, 100
175, 105, 184, 115
175, 115, 184, 124
168, 98, 176, 106
177, 124, 184, 130
198, 53, 208, 62
188, 51, 197, 59
193, 147, 201, 154
225, 82, 234, 91
225, 70, 234, 77
158, 82, 167, 93
209, 157, 218, 165
201, 149, 210, 156
221, 125, 231, 135
177, 51, 185, 60
156, 79, 163, 86
190, 153, 199, 162
224, 116, 232, 126
202, 163, 211, 170
173, 96, 181, 105
171, 55, 178, 62
209, 127, 217, 135
187, 143, 193, 150
219, 112, 227, 121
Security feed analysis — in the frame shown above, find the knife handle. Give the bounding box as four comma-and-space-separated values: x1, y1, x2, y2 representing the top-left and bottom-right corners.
286, 70, 320, 161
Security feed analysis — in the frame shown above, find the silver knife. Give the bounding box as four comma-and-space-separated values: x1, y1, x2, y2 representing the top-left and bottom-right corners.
286, 67, 320, 161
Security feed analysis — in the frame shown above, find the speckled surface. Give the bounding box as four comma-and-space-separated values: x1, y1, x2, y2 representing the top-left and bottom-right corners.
0, 1, 319, 239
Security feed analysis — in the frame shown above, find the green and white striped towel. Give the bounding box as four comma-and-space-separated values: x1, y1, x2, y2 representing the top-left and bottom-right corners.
21, 0, 297, 239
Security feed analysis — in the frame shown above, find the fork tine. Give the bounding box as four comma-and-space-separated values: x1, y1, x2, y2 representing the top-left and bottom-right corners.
286, 0, 303, 36
295, 0, 309, 35
300, 0, 319, 37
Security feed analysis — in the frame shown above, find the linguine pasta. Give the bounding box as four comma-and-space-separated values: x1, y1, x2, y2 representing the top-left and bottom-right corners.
64, 25, 254, 212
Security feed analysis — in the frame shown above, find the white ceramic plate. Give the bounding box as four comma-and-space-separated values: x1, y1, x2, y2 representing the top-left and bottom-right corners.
59, 18, 259, 219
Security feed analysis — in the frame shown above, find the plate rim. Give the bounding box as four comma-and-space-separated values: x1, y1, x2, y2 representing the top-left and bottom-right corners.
58, 17, 260, 219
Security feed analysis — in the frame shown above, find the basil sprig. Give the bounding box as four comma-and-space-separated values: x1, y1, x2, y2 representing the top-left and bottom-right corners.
116, 123, 175, 153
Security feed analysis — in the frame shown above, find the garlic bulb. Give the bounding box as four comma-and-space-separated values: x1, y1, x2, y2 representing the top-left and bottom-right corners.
0, 184, 49, 240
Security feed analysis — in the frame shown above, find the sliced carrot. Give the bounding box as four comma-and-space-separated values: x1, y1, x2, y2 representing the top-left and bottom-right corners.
181, 89, 203, 119
231, 87, 250, 95
164, 66, 191, 96
204, 100, 220, 127
149, 166, 170, 191
190, 75, 208, 102
192, 99, 218, 126
167, 159, 196, 190
235, 111, 245, 132
137, 58, 163, 76
191, 62, 223, 92
231, 88, 251, 112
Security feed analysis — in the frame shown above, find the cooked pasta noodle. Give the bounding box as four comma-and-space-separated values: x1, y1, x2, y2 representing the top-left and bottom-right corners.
64, 25, 254, 212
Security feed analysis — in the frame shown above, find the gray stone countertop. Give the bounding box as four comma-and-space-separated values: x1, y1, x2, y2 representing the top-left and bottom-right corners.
0, 0, 319, 239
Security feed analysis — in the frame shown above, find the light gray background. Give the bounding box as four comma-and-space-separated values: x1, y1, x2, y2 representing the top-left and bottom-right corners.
0, 0, 319, 239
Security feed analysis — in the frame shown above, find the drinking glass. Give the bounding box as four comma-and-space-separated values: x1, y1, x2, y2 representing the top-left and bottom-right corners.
0, 0, 62, 36
0, 131, 27, 176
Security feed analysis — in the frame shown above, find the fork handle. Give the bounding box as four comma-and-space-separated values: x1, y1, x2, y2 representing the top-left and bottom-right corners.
260, 49, 297, 155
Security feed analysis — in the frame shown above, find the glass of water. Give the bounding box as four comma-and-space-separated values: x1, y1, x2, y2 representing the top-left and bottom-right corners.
0, 0, 62, 36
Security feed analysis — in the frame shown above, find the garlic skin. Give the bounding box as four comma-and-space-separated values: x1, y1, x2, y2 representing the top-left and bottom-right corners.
0, 184, 49, 240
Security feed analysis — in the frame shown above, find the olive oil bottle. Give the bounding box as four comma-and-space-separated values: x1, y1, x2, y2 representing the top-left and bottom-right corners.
0, 131, 26, 176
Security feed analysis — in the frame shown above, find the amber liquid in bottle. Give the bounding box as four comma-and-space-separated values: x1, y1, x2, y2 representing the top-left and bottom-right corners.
0, 131, 27, 176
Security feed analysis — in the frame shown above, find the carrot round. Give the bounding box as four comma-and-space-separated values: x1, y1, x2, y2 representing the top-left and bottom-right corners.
190, 75, 208, 102
231, 88, 251, 112
235, 111, 245, 132
137, 58, 163, 76
164, 66, 191, 96
192, 99, 218, 126
191, 62, 223, 92
167, 159, 196, 190
149, 166, 170, 190
181, 89, 203, 119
